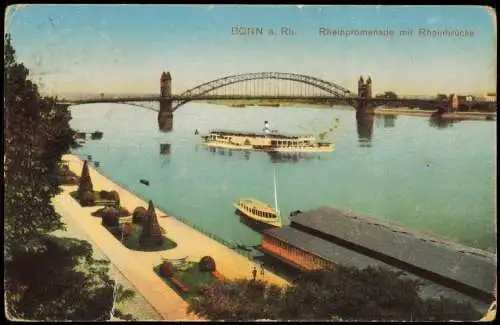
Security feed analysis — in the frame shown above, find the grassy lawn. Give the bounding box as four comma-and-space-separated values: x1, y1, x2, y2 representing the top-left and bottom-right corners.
154, 262, 219, 300
108, 223, 177, 252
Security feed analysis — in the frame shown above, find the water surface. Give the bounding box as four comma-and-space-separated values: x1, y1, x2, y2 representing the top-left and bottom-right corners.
70, 103, 496, 252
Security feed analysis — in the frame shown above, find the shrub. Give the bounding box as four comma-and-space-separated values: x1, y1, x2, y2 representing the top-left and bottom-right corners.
160, 262, 176, 278
121, 223, 133, 237
119, 207, 131, 217
80, 191, 95, 206
99, 190, 110, 200
132, 206, 147, 224
102, 212, 119, 227
199, 256, 216, 272
109, 190, 120, 205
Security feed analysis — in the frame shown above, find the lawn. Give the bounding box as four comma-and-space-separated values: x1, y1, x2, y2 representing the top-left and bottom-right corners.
108, 223, 177, 252
154, 262, 219, 300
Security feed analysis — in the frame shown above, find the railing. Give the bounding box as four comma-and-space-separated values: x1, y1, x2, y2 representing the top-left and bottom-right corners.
168, 213, 259, 261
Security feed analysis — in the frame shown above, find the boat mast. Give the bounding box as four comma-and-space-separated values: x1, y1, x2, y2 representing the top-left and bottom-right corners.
274, 168, 280, 218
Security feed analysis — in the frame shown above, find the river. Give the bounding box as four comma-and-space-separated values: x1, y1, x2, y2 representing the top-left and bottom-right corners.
69, 103, 496, 253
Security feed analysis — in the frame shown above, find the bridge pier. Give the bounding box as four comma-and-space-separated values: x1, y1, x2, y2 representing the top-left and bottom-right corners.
158, 71, 174, 132
356, 110, 374, 147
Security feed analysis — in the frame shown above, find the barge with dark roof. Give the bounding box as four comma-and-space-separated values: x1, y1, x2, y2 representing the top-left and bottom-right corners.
258, 207, 496, 304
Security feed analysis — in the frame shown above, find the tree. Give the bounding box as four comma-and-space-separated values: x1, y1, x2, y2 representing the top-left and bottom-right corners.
5, 236, 136, 321
436, 94, 448, 101
187, 265, 482, 321
77, 160, 94, 204
384, 91, 398, 99
4, 33, 135, 320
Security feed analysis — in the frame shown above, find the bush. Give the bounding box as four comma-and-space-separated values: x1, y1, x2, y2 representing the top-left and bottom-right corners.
160, 262, 176, 278
80, 191, 95, 206
99, 190, 111, 200
102, 212, 119, 227
121, 223, 133, 237
199, 256, 216, 272
132, 207, 147, 223
188, 265, 483, 321
119, 207, 130, 217
109, 190, 120, 205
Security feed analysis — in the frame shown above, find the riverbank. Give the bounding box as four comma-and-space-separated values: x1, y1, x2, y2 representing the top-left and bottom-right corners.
374, 108, 497, 121
54, 154, 290, 320
203, 101, 496, 120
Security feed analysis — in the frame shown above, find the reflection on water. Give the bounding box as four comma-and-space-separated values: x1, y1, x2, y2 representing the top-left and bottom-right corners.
375, 115, 397, 128
268, 152, 319, 163
204, 147, 320, 163
384, 115, 396, 128
356, 112, 374, 147
429, 115, 458, 129
160, 143, 171, 155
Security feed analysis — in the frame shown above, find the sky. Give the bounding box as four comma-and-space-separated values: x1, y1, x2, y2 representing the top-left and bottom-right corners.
5, 5, 497, 96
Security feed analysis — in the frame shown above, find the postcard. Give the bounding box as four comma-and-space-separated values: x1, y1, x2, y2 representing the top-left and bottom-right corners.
4, 4, 496, 322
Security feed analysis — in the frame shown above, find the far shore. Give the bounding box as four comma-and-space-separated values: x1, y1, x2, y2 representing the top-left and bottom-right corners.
202, 100, 496, 121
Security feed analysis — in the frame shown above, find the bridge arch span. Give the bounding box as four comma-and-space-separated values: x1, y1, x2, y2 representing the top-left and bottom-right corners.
172, 72, 354, 111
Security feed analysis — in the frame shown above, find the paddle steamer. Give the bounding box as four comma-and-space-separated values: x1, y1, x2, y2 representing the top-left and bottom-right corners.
200, 130, 334, 153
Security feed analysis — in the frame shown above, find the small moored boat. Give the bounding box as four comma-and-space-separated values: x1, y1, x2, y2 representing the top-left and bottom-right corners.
234, 168, 282, 228
234, 198, 282, 228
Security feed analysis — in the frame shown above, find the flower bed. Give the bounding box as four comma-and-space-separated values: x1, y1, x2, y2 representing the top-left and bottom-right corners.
106, 223, 177, 252
154, 262, 219, 300
69, 190, 118, 207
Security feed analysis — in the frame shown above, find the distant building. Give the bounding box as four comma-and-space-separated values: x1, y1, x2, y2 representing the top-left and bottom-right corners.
259, 207, 496, 303
483, 92, 496, 102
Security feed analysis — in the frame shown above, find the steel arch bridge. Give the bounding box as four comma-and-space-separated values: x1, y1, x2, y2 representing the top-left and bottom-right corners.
171, 72, 354, 111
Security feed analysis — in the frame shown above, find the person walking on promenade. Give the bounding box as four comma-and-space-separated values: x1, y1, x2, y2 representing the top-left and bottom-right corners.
252, 266, 257, 281
260, 263, 265, 277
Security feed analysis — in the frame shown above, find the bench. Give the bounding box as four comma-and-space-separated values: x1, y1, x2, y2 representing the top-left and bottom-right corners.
170, 277, 190, 293
212, 270, 226, 282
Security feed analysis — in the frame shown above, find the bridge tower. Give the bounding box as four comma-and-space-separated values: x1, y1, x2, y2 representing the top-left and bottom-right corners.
365, 76, 372, 98
358, 76, 365, 96
158, 71, 173, 132
357, 75, 374, 114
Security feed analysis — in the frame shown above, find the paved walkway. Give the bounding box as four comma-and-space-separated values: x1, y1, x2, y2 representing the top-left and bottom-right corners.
54, 154, 289, 320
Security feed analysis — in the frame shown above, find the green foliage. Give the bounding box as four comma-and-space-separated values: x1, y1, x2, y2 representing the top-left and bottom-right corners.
187, 265, 482, 321
132, 206, 147, 224
4, 33, 135, 320
4, 235, 135, 321
4, 33, 71, 256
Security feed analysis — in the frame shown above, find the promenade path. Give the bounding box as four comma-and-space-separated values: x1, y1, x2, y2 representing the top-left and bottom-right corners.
54, 154, 290, 320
